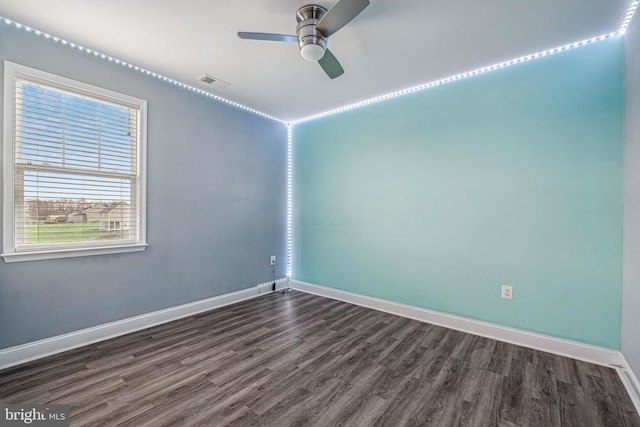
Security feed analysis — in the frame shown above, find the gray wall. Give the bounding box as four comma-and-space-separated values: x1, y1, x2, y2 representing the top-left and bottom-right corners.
623, 14, 640, 374
0, 24, 287, 349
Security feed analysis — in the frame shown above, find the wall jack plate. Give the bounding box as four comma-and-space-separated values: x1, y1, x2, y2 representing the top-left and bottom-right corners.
270, 256, 276, 266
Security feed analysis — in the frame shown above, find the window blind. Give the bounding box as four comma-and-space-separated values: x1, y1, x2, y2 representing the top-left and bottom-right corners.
12, 78, 140, 251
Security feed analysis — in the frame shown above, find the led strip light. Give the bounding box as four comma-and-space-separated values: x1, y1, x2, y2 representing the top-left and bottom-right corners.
257, 277, 288, 289
286, 124, 293, 278
2, 0, 637, 125
289, 0, 638, 123
0, 17, 284, 123
291, 31, 623, 124
3, 0, 638, 281
622, 0, 640, 33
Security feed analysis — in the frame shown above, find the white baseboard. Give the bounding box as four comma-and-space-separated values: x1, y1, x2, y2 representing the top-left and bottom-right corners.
0, 278, 288, 371
290, 280, 620, 367
618, 353, 640, 415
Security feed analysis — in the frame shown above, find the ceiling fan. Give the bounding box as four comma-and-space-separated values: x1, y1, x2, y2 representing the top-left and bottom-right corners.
238, 0, 370, 79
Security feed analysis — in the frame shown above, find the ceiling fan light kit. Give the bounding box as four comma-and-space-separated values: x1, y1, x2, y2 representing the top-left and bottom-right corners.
300, 43, 326, 61
238, 0, 370, 79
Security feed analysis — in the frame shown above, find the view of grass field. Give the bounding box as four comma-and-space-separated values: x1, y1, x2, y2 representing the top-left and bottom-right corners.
23, 222, 111, 244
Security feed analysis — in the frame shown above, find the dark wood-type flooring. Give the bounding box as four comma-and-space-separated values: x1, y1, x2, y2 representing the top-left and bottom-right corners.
1, 291, 638, 426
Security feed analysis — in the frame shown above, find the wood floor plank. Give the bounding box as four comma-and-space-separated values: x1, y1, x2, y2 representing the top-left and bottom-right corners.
410, 357, 469, 425
309, 367, 389, 426
556, 380, 597, 427
461, 369, 504, 426
1, 291, 638, 427
374, 376, 434, 427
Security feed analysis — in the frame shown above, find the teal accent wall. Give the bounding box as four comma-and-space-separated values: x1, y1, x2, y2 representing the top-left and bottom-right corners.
293, 38, 624, 349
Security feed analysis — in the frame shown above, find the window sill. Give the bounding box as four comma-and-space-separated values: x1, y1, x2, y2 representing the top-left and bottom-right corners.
1, 243, 148, 263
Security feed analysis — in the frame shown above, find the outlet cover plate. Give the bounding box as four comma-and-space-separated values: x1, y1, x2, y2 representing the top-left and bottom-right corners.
502, 285, 513, 300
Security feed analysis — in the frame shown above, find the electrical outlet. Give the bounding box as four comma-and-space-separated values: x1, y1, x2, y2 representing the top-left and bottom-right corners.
501, 285, 513, 300
270, 255, 276, 266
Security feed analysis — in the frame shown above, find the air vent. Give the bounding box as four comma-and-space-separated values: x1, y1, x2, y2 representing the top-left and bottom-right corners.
198, 74, 230, 88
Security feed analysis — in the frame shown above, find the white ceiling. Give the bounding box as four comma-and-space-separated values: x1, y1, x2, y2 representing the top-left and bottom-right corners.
0, 0, 630, 121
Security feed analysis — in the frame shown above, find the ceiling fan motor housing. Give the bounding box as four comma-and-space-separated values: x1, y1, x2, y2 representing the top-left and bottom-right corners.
296, 5, 328, 61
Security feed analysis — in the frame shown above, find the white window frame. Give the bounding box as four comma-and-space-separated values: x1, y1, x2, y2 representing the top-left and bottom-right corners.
2, 61, 148, 263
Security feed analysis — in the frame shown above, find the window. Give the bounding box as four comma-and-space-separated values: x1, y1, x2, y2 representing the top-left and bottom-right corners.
2, 62, 147, 262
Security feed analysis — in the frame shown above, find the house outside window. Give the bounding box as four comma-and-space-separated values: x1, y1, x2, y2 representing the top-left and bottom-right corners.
2, 61, 147, 262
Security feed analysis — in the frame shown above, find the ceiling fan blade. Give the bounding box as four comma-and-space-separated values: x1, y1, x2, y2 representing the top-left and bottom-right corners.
318, 49, 344, 79
316, 0, 370, 37
238, 32, 298, 42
